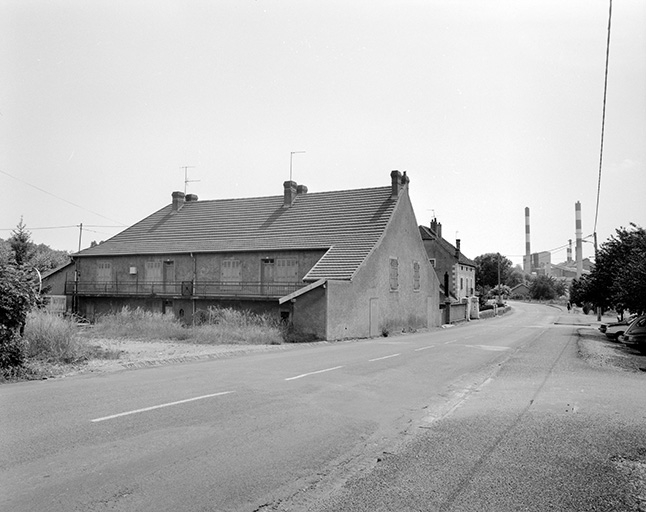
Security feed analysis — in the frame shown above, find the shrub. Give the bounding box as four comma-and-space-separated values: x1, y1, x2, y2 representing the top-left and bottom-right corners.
22, 310, 86, 363
380, 319, 399, 337
1, 262, 41, 372
0, 325, 25, 373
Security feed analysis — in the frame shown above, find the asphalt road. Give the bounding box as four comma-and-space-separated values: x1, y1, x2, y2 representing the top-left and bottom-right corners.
3, 302, 642, 511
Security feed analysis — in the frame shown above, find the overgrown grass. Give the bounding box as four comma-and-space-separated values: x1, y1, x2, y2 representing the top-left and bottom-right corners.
22, 310, 87, 363
192, 307, 283, 345
90, 306, 191, 341
89, 306, 285, 345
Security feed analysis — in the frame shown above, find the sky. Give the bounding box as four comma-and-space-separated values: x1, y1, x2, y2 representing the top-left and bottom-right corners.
1, 0, 645, 267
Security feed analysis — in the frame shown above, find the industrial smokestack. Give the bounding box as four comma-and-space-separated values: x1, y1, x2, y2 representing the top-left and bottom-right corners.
575, 201, 583, 277
524, 207, 531, 274
567, 239, 573, 264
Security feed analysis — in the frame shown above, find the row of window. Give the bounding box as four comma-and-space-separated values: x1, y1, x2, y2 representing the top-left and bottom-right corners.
95, 258, 300, 283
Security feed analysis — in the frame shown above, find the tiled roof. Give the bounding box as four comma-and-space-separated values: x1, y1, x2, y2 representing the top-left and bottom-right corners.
419, 225, 476, 267
77, 186, 398, 281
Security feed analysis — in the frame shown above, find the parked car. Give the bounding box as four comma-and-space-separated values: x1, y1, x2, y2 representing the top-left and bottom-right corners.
620, 315, 646, 352
599, 314, 638, 340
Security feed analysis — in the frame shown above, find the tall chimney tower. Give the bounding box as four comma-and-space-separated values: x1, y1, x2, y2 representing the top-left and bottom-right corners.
575, 201, 583, 277
567, 239, 573, 264
523, 207, 531, 274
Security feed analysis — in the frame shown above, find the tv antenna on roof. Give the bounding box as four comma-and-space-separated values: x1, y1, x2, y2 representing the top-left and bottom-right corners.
180, 166, 199, 194
289, 151, 306, 182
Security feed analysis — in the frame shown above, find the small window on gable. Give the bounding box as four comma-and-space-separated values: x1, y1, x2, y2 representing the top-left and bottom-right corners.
413, 261, 420, 291
389, 257, 399, 291
429, 258, 436, 268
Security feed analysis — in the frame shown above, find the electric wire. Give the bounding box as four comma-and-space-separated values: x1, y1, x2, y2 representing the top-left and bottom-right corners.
0, 168, 128, 226
594, 0, 613, 235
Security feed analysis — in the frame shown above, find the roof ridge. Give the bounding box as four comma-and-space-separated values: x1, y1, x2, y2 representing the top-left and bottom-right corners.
181, 185, 392, 205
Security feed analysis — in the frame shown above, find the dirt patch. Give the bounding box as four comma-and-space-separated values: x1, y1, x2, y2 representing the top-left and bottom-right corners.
80, 338, 302, 374
9, 338, 309, 381
578, 330, 646, 373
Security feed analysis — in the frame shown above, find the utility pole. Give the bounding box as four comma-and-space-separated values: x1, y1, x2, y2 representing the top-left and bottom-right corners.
497, 252, 502, 305
78, 223, 83, 253
289, 151, 306, 182
594, 231, 601, 321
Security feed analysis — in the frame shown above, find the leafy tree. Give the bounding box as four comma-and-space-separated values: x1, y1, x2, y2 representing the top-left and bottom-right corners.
566, 225, 645, 314
490, 285, 512, 298
505, 265, 527, 288
554, 278, 568, 298
31, 244, 71, 272
570, 275, 590, 307
596, 224, 646, 315
529, 275, 558, 300
474, 253, 513, 292
0, 239, 12, 265
0, 261, 41, 372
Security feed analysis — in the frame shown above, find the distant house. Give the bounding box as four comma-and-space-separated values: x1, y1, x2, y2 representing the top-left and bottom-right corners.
419, 219, 476, 302
67, 171, 441, 340
41, 261, 74, 314
510, 283, 530, 299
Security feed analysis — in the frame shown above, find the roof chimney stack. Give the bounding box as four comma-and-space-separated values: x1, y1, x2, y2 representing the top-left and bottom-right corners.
455, 239, 461, 259
171, 191, 185, 213
390, 170, 409, 199
283, 180, 298, 207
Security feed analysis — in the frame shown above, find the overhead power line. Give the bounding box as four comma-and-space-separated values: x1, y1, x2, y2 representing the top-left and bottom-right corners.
594, 0, 613, 235
0, 168, 128, 226
0, 225, 122, 231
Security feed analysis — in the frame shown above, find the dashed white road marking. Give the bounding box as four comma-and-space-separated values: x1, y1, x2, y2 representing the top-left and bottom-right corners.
444, 339, 457, 344
414, 345, 436, 352
285, 366, 344, 381
91, 391, 235, 423
368, 353, 401, 362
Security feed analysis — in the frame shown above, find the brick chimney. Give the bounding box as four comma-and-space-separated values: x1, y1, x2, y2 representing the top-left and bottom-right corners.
185, 194, 199, 202
283, 181, 297, 207
455, 239, 461, 259
430, 220, 442, 239
390, 170, 409, 199
430, 219, 439, 238
171, 191, 185, 213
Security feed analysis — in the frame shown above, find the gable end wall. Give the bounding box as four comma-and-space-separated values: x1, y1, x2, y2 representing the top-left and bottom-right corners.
325, 191, 441, 340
